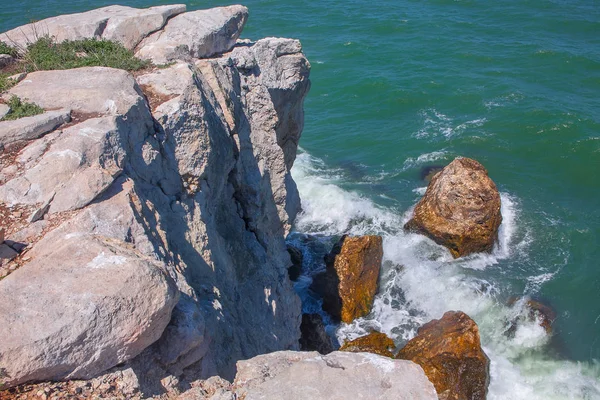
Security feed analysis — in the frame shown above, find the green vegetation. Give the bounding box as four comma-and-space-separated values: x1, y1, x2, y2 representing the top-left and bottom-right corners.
0, 73, 16, 93
0, 37, 150, 94
23, 37, 150, 72
0, 41, 18, 57
1, 95, 44, 121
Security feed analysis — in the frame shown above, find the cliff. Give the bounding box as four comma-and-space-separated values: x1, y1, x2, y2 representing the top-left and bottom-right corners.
0, 3, 308, 390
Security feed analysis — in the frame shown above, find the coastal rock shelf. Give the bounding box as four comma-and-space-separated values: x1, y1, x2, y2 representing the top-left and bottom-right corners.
0, 3, 309, 392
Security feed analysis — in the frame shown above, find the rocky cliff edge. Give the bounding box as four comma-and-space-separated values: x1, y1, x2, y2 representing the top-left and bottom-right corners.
0, 3, 308, 391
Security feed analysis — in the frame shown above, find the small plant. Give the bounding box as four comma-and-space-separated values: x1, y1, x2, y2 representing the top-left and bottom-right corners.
0, 73, 16, 93
1, 95, 44, 121
0, 41, 18, 58
23, 37, 150, 72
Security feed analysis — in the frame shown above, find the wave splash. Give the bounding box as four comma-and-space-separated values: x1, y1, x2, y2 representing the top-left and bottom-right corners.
290, 150, 600, 400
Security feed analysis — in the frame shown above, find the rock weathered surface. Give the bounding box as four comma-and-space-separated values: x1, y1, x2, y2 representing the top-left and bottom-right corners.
136, 6, 248, 64
229, 351, 438, 400
405, 157, 502, 258
299, 313, 335, 354
0, 103, 9, 119
0, 109, 71, 146
6, 67, 148, 116
0, 5, 186, 50
0, 234, 179, 387
339, 331, 396, 358
311, 235, 383, 323
396, 311, 490, 400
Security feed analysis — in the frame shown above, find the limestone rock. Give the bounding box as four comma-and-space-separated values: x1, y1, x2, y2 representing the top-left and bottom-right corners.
0, 5, 186, 50
7, 67, 149, 117
0, 117, 128, 213
0, 103, 9, 120
0, 10, 311, 389
233, 351, 438, 400
311, 235, 383, 323
396, 311, 490, 400
405, 157, 502, 258
0, 234, 179, 388
339, 331, 396, 358
0, 109, 71, 146
299, 313, 335, 354
136, 6, 248, 64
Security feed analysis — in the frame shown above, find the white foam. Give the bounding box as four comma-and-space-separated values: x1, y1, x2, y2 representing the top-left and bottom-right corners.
290, 150, 600, 399
414, 108, 487, 139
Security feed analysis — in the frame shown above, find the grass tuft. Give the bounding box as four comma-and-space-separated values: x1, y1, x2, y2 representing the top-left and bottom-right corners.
23, 37, 150, 72
0, 41, 18, 58
1, 95, 44, 121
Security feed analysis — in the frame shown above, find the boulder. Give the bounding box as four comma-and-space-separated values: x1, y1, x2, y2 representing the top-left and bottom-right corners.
311, 235, 383, 323
339, 331, 396, 358
299, 313, 335, 354
0, 109, 71, 146
0, 5, 186, 50
0, 234, 179, 388
7, 67, 149, 117
232, 351, 438, 400
136, 6, 248, 64
396, 311, 490, 400
405, 157, 502, 258
286, 244, 303, 281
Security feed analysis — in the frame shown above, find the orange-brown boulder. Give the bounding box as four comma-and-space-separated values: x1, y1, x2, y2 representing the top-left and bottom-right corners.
396, 311, 490, 400
405, 157, 502, 258
339, 331, 396, 358
310, 235, 383, 323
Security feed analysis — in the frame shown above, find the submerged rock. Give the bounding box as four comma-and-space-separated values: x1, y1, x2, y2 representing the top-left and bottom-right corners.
231, 351, 438, 400
339, 331, 396, 358
311, 235, 383, 323
420, 165, 443, 183
396, 311, 490, 400
299, 313, 335, 354
507, 296, 557, 335
286, 244, 303, 281
405, 157, 502, 258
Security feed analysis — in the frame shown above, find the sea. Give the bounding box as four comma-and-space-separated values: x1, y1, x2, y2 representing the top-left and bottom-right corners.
1, 0, 599, 398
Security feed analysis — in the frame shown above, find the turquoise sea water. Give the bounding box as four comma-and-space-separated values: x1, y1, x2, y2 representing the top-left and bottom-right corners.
2, 1, 600, 398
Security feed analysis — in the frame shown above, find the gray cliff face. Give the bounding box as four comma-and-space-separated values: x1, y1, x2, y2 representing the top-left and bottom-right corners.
0, 4, 309, 388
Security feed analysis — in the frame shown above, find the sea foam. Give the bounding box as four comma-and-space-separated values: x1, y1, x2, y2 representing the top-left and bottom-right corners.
290, 150, 600, 400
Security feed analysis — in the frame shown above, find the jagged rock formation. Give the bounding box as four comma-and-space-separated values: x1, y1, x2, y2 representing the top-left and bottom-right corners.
0, 3, 309, 391
311, 235, 383, 323
339, 331, 396, 358
405, 157, 502, 258
177, 351, 438, 400
396, 311, 490, 400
